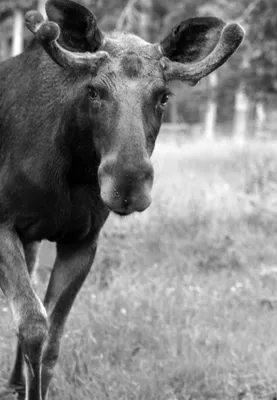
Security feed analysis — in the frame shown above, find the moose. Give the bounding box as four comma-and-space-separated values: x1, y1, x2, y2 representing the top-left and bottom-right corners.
0, 0, 244, 399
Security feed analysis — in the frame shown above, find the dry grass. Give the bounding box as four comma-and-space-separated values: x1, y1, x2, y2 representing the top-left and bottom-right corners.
2, 135, 277, 399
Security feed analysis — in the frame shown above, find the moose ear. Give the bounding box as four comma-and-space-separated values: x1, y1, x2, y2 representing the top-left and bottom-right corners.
46, 0, 103, 52
160, 17, 244, 84
160, 17, 225, 63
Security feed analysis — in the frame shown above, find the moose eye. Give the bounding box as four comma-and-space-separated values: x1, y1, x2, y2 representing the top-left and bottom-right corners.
160, 93, 170, 107
88, 87, 99, 100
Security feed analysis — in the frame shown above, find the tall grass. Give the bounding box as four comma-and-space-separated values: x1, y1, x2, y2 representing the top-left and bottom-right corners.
2, 137, 277, 399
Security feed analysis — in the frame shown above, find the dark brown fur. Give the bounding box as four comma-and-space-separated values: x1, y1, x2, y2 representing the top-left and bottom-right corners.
121, 52, 143, 78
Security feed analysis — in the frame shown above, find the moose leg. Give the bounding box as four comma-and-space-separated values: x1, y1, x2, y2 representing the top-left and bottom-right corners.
0, 230, 47, 400
40, 235, 98, 399
9, 242, 41, 397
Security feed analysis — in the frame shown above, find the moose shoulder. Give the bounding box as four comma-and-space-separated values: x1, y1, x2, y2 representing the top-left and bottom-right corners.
0, 0, 244, 399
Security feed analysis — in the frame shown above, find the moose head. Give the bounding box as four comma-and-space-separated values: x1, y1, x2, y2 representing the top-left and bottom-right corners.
26, 0, 244, 217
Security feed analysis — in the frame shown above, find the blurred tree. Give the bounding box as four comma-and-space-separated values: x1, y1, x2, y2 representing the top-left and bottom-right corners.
232, 0, 277, 142
116, 0, 139, 33
201, 0, 277, 140
0, 0, 35, 56
115, 0, 153, 41
37, 0, 47, 17
245, 0, 277, 94
204, 73, 218, 140
12, 7, 24, 56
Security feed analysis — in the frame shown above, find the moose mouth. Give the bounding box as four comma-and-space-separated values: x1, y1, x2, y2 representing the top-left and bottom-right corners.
105, 199, 150, 216
113, 210, 131, 217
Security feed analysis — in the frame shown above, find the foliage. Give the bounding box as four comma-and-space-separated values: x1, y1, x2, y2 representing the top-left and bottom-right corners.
201, 0, 277, 95
0, 0, 36, 20
245, 0, 277, 94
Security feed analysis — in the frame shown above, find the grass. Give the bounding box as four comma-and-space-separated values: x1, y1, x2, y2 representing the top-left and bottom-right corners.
2, 133, 277, 399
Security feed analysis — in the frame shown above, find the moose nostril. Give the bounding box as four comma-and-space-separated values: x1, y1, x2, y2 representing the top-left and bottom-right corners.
113, 188, 120, 198
144, 162, 154, 181
145, 168, 154, 181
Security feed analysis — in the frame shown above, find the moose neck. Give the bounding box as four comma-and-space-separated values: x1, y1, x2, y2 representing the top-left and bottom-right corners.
67, 140, 100, 186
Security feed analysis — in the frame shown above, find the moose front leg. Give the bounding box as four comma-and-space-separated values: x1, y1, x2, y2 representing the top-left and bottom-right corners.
0, 230, 47, 400
9, 242, 41, 398
40, 235, 99, 399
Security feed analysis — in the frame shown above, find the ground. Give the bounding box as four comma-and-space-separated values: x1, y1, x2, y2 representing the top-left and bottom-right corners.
1, 131, 277, 399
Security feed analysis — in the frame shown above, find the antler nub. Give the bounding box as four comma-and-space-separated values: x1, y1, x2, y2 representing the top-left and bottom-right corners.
25, 10, 109, 71
25, 11, 59, 41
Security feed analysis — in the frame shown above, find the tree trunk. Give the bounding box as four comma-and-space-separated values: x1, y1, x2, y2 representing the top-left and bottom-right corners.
139, 0, 152, 41
116, 0, 136, 32
168, 82, 179, 123
255, 100, 266, 139
0, 36, 9, 61
168, 97, 178, 123
204, 72, 218, 140
116, 0, 152, 40
37, 0, 47, 18
233, 52, 250, 146
233, 82, 249, 146
11, 8, 24, 57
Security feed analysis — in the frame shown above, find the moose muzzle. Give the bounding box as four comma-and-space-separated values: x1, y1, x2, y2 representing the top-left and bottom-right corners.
98, 155, 154, 216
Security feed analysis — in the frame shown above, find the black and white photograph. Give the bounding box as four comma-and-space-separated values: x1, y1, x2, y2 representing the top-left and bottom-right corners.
0, 0, 275, 399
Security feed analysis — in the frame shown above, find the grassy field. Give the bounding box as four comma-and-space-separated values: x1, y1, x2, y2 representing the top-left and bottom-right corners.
1, 133, 277, 399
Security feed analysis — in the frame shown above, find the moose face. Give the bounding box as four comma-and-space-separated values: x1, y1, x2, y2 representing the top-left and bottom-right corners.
26, 0, 244, 216
88, 36, 169, 215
